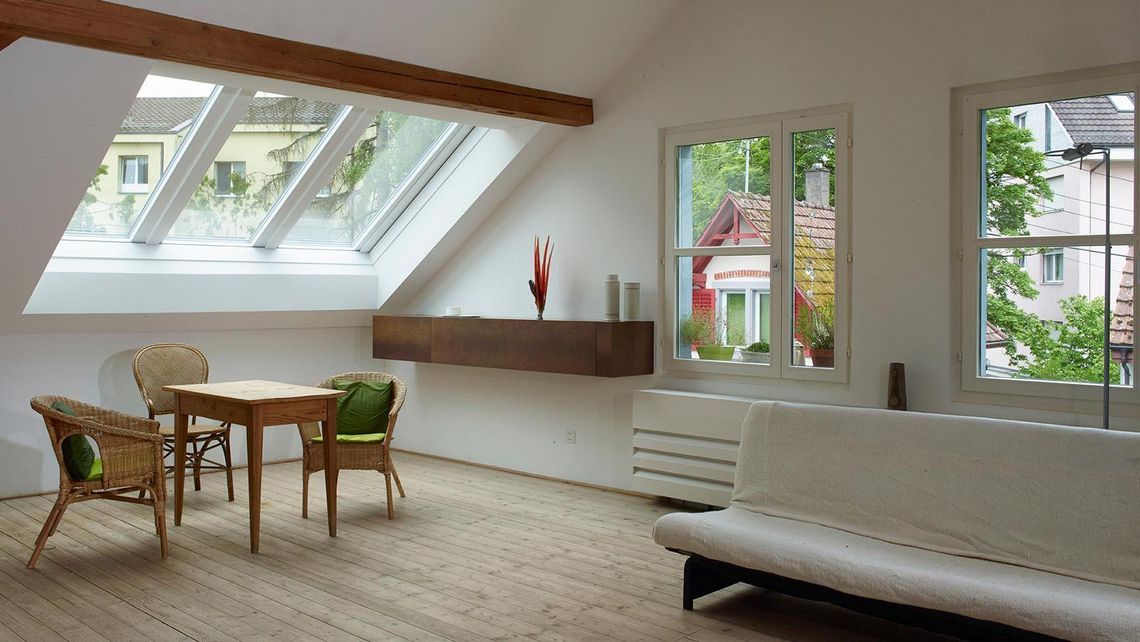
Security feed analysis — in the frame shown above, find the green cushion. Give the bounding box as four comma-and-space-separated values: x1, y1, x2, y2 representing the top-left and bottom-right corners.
85, 459, 103, 481
52, 401, 99, 482
332, 379, 391, 435
311, 432, 386, 444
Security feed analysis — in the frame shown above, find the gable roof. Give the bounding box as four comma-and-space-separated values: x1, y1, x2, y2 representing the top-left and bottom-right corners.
693, 191, 836, 301
1050, 93, 1134, 147
1111, 248, 1133, 348
119, 96, 341, 134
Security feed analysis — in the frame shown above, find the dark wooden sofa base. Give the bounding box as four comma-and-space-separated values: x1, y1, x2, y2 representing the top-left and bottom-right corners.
678, 553, 1064, 641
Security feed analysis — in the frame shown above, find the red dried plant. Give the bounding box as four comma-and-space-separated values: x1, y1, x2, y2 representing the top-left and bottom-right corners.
528, 235, 553, 319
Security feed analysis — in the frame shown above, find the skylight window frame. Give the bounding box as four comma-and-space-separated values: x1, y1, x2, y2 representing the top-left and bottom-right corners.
251, 105, 376, 249
128, 85, 255, 245
67, 69, 477, 254
274, 121, 476, 252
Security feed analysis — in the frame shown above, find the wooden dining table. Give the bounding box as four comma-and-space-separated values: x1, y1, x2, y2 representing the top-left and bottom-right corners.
162, 380, 345, 553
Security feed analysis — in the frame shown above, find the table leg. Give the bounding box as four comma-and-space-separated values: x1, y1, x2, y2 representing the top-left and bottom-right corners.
247, 412, 264, 553
321, 398, 338, 537
173, 397, 188, 526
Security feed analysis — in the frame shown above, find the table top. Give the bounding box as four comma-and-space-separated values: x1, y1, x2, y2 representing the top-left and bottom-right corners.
162, 380, 345, 405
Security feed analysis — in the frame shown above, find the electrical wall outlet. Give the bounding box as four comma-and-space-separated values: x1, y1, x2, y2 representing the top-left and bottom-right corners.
565, 430, 577, 444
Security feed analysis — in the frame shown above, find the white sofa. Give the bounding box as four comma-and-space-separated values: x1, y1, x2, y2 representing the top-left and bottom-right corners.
652, 401, 1140, 641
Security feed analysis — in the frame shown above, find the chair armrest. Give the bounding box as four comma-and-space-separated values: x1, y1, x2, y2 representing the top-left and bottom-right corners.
58, 399, 162, 436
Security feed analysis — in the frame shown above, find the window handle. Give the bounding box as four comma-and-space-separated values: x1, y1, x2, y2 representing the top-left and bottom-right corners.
771, 260, 780, 272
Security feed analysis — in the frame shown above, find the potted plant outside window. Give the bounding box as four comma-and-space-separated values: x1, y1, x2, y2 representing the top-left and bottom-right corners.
740, 341, 771, 364
695, 311, 736, 361
679, 309, 715, 357
796, 301, 835, 367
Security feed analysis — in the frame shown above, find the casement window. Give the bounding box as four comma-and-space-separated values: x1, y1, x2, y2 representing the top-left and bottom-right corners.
663, 107, 851, 381
1042, 249, 1064, 283
213, 161, 246, 197
957, 69, 1139, 401
118, 155, 149, 193
1014, 112, 1028, 129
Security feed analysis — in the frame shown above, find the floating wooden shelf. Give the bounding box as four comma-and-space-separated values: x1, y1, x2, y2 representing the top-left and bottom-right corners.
372, 315, 654, 377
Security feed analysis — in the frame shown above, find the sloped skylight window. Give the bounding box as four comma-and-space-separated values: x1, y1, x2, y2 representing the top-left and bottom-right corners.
282, 114, 455, 247
61, 70, 472, 254
166, 92, 343, 243
66, 74, 217, 236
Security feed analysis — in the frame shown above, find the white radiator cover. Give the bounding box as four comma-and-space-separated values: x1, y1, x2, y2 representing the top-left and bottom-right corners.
631, 389, 753, 506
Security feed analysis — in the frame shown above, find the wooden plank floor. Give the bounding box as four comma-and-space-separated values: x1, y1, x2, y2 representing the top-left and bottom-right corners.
0, 453, 956, 641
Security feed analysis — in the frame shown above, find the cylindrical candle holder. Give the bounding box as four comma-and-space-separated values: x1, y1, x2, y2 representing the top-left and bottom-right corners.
605, 274, 620, 321
623, 282, 640, 321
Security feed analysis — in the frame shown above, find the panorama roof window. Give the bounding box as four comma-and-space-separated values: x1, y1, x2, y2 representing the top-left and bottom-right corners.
282, 115, 456, 248
166, 92, 343, 243
66, 74, 217, 237
62, 72, 466, 252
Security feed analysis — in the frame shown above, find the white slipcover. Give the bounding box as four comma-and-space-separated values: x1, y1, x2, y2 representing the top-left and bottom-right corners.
653, 401, 1140, 641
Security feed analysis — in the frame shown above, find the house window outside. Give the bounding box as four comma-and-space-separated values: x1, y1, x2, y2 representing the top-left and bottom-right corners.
1042, 249, 1064, 283
65, 73, 217, 237
1013, 112, 1028, 129
665, 108, 850, 381
1042, 175, 1064, 212
119, 155, 149, 193
213, 161, 246, 197
959, 74, 1138, 401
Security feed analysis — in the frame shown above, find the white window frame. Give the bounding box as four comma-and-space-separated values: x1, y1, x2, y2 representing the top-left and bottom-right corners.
662, 106, 851, 382
65, 70, 475, 255
956, 68, 1140, 405
1042, 248, 1064, 284
213, 160, 246, 197
118, 155, 149, 193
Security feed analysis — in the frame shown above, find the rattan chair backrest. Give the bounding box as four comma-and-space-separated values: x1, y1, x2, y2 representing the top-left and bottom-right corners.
132, 343, 209, 418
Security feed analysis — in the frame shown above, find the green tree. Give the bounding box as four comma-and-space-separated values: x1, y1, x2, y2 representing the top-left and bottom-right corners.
1010, 296, 1118, 384
72, 164, 109, 231
686, 130, 836, 245
982, 107, 1053, 351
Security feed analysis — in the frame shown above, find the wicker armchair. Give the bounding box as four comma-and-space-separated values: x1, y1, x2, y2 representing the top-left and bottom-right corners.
28, 395, 167, 569
132, 343, 234, 501
298, 372, 407, 519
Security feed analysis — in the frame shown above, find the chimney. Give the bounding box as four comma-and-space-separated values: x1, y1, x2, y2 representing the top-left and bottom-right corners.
805, 163, 830, 207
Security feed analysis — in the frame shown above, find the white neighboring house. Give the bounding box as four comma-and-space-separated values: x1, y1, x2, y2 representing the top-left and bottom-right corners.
986, 93, 1136, 382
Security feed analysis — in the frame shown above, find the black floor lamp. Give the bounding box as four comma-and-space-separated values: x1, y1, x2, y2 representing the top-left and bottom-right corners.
1044, 142, 1112, 429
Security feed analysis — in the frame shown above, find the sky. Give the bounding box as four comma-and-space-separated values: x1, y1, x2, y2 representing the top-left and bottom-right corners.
136, 74, 215, 97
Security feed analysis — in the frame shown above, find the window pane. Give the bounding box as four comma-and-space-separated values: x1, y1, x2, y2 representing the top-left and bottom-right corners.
979, 93, 1134, 239
980, 245, 1133, 386
282, 113, 455, 247
675, 255, 772, 362
677, 136, 772, 248
790, 128, 837, 368
168, 93, 343, 242
67, 74, 216, 236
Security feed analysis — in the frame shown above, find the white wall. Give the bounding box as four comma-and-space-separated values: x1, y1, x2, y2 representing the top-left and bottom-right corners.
382, 0, 1140, 490
0, 326, 376, 497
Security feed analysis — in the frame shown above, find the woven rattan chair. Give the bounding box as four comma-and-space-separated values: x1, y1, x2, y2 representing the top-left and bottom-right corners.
28, 395, 167, 569
298, 372, 407, 520
132, 343, 234, 501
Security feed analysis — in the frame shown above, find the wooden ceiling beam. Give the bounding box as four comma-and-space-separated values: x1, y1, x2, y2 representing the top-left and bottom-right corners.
0, 29, 20, 52
0, 0, 593, 126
